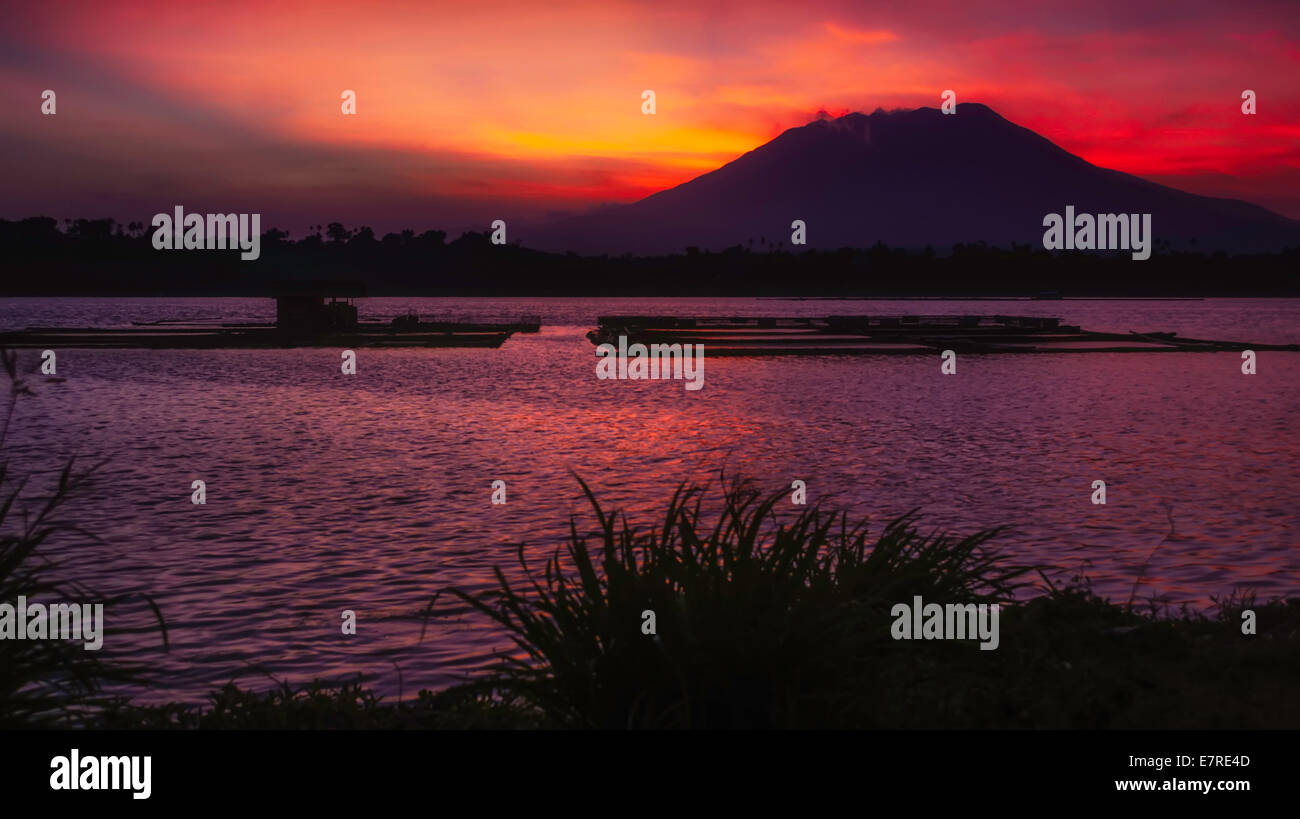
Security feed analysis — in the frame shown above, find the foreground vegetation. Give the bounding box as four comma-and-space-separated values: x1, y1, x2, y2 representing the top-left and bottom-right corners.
96, 592, 1300, 729
93, 478, 1300, 729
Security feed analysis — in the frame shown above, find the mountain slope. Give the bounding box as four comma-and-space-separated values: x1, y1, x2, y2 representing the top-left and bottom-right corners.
525, 103, 1300, 255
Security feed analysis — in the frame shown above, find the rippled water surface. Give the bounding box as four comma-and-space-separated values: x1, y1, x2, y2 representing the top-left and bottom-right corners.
1, 297, 1297, 702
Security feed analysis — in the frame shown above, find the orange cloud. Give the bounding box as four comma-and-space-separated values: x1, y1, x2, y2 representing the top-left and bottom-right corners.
824, 22, 900, 44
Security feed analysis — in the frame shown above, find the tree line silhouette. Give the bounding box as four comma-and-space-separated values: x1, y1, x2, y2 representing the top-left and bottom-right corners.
2, 216, 1297, 296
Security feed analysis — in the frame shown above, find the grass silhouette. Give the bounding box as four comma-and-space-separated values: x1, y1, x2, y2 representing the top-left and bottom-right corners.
0, 349, 167, 728
437, 473, 1028, 728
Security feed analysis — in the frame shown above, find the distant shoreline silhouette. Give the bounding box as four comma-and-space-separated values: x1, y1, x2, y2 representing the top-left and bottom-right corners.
1, 216, 1296, 297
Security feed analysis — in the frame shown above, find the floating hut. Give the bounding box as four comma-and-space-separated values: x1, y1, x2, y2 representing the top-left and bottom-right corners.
274, 280, 364, 334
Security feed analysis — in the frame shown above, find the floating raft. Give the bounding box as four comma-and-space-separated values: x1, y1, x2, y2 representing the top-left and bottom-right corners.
0, 281, 537, 348
0, 322, 516, 349
588, 315, 1300, 356
130, 316, 543, 334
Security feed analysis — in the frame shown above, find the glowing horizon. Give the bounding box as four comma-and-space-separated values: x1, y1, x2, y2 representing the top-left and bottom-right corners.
3, 0, 1298, 234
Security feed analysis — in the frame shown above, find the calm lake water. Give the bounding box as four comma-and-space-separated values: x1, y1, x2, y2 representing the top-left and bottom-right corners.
1, 297, 1297, 703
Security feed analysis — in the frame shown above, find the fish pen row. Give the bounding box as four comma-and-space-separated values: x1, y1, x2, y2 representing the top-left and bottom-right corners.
587, 315, 1300, 356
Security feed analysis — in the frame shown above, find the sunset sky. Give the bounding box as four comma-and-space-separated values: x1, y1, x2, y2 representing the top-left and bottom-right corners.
2, 0, 1298, 235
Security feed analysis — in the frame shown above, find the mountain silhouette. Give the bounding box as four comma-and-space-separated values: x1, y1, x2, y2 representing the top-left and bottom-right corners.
527, 103, 1300, 255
